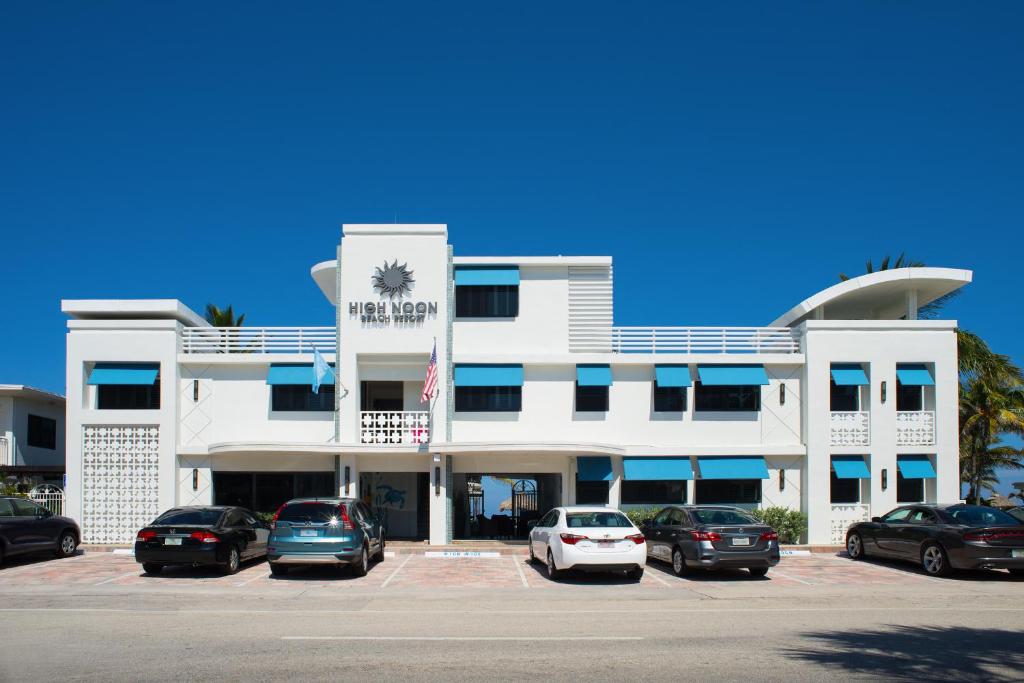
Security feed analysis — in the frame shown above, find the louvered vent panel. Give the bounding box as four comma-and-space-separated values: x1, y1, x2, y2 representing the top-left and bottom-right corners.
568, 265, 613, 352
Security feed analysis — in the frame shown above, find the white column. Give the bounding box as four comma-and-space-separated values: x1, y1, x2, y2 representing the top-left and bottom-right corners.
561, 457, 572, 506
337, 453, 358, 498
608, 456, 623, 508
428, 453, 448, 544
906, 289, 919, 321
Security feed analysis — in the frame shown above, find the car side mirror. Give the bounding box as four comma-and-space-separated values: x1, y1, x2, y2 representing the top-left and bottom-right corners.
38, 509, 53, 518
871, 516, 883, 523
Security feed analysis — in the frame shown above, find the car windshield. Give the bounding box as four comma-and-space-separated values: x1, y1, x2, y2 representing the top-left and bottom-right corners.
277, 502, 342, 523
565, 512, 633, 528
689, 509, 759, 526
1008, 508, 1024, 523
153, 509, 223, 526
945, 506, 1020, 527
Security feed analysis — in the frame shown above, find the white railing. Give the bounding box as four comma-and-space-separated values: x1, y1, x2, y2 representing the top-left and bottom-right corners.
570, 327, 800, 354
897, 411, 935, 446
29, 486, 66, 517
181, 327, 336, 354
830, 503, 870, 545
360, 411, 430, 445
0, 436, 10, 467
830, 411, 870, 446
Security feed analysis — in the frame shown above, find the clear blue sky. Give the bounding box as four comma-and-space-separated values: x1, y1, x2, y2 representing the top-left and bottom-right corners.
2, 3, 1022, 492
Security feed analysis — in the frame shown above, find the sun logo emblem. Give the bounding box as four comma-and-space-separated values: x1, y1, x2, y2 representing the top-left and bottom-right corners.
371, 260, 415, 299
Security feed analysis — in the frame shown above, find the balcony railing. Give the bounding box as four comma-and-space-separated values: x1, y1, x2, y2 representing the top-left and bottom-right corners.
0, 436, 11, 467
830, 503, 870, 545
897, 411, 936, 446
569, 327, 800, 354
181, 327, 336, 354
360, 411, 430, 446
829, 411, 870, 446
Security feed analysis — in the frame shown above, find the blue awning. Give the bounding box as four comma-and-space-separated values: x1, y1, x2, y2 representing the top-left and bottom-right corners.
654, 365, 692, 388
622, 457, 694, 481
87, 363, 159, 386
266, 363, 335, 386
831, 364, 869, 386
454, 266, 520, 286
454, 364, 524, 387
897, 454, 937, 479
896, 364, 934, 386
696, 364, 769, 386
832, 455, 871, 479
697, 456, 769, 480
576, 365, 613, 386
577, 456, 613, 481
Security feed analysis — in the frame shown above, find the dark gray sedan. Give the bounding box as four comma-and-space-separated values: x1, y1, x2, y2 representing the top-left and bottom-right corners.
846, 504, 1024, 577
0, 496, 80, 564
641, 505, 780, 577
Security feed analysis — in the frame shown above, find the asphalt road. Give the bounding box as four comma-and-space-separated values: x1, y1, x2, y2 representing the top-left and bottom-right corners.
1, 555, 1023, 682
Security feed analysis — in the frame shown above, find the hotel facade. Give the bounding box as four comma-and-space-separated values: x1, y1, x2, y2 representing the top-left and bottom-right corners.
63, 224, 970, 546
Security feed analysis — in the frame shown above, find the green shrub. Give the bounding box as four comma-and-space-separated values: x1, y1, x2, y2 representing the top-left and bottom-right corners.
623, 506, 661, 528
749, 506, 807, 544
254, 511, 276, 525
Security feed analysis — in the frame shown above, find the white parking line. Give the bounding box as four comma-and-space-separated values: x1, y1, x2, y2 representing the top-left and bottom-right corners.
282, 636, 644, 641
769, 570, 814, 586
512, 557, 529, 588
644, 569, 671, 587
93, 570, 140, 586
235, 571, 269, 587
380, 554, 413, 588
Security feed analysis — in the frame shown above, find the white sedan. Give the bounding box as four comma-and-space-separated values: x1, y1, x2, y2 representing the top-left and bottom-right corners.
528, 506, 646, 580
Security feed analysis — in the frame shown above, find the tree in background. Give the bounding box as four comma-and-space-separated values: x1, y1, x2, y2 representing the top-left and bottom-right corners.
204, 304, 245, 327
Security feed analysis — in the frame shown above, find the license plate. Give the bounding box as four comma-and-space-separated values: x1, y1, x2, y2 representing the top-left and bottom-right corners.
299, 529, 318, 537
164, 537, 182, 546
1013, 549, 1024, 558
731, 537, 751, 546
598, 540, 615, 548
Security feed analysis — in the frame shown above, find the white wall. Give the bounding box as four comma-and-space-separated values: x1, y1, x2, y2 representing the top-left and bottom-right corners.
12, 395, 66, 467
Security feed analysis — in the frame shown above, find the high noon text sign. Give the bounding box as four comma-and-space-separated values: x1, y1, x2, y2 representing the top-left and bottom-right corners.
347, 260, 438, 325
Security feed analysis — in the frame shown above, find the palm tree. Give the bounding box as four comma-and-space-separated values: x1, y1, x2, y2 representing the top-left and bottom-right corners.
959, 378, 1024, 504
961, 444, 1024, 503
839, 252, 958, 319
204, 304, 245, 327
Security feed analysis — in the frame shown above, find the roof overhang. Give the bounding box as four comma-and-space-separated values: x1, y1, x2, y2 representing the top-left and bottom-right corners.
311, 260, 337, 304
0, 385, 65, 403
61, 299, 208, 327
771, 268, 973, 327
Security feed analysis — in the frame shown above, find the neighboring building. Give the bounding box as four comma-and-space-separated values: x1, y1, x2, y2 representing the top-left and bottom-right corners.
62, 224, 970, 545
0, 385, 66, 487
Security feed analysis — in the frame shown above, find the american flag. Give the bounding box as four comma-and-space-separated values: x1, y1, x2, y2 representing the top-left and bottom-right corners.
420, 341, 438, 404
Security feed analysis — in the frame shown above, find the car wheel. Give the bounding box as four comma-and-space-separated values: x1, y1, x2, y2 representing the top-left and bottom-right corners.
671, 547, 688, 577
847, 532, 866, 560
222, 546, 241, 575
351, 546, 369, 577
55, 531, 77, 558
748, 566, 770, 578
528, 541, 538, 564
269, 562, 287, 577
546, 550, 562, 581
142, 563, 163, 575
627, 566, 644, 581
375, 534, 386, 562
921, 543, 951, 577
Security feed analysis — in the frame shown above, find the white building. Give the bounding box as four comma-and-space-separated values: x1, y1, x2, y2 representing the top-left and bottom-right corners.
62, 224, 970, 545
0, 385, 66, 486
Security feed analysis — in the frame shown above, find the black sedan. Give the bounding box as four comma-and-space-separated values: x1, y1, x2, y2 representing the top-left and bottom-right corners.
641, 505, 780, 577
1007, 506, 1024, 524
135, 506, 270, 575
846, 504, 1024, 577
0, 496, 80, 564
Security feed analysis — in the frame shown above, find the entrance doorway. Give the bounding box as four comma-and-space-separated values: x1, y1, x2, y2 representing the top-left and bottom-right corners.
361, 381, 404, 411
452, 473, 561, 540
359, 471, 429, 540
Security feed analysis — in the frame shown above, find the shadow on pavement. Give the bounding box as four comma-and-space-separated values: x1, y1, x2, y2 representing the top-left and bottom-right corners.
834, 552, 1024, 582
267, 561, 384, 581
643, 558, 771, 582
523, 558, 642, 585
141, 558, 266, 580
0, 549, 85, 571
784, 626, 1024, 681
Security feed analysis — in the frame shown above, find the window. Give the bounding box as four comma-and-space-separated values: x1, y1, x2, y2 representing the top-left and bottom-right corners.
896, 383, 923, 411
652, 509, 673, 527
881, 508, 913, 523
668, 508, 687, 526
0, 499, 13, 516
830, 471, 860, 504
539, 510, 560, 527
689, 508, 760, 525
830, 381, 859, 411
271, 384, 335, 411
27, 414, 56, 450
575, 384, 608, 412
653, 386, 686, 412
154, 508, 224, 525
97, 382, 160, 409
455, 285, 519, 318
454, 386, 522, 412
11, 498, 44, 517
575, 479, 609, 505
621, 480, 687, 505
224, 510, 247, 527
907, 510, 937, 524
565, 511, 633, 528
896, 473, 924, 503
213, 472, 335, 513
695, 479, 761, 504
693, 382, 760, 412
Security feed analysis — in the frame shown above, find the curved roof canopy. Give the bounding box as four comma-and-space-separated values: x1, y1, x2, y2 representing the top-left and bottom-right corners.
770, 268, 973, 327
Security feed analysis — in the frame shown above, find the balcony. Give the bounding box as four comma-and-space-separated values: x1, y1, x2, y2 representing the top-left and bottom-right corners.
897, 411, 935, 446
829, 411, 870, 446
181, 327, 335, 354
360, 411, 430, 446
569, 327, 800, 354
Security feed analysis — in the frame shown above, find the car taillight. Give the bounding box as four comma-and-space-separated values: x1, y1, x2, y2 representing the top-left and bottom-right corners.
338, 504, 355, 531
965, 530, 1024, 542
559, 533, 587, 545
136, 530, 156, 542
270, 504, 285, 531
190, 530, 219, 544
691, 530, 722, 542
626, 533, 645, 544
760, 531, 779, 541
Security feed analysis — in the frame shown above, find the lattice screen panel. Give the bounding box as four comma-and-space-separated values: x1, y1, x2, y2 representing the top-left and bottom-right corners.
82, 425, 160, 544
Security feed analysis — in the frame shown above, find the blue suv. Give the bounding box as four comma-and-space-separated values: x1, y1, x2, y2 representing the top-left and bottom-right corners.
267, 498, 385, 576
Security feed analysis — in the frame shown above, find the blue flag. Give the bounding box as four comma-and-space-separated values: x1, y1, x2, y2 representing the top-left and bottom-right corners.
312, 347, 331, 395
